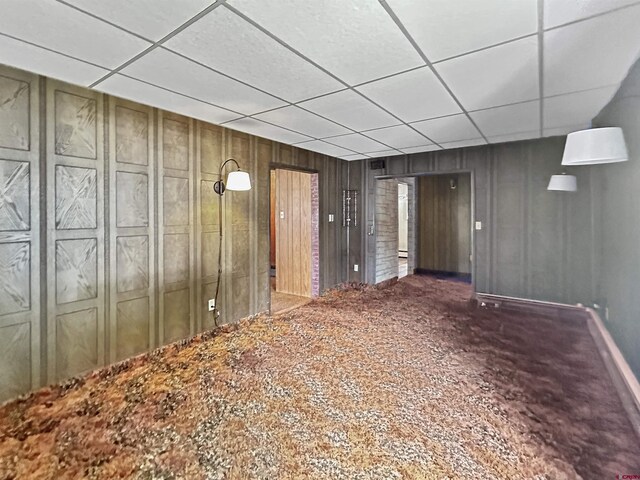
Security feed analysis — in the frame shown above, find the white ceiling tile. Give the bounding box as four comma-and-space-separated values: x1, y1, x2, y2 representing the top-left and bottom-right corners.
487, 130, 540, 144
469, 101, 540, 137
97, 74, 241, 124
0, 35, 108, 86
339, 154, 370, 161
400, 145, 443, 154
120, 48, 285, 115
324, 134, 387, 153
227, 0, 423, 85
295, 140, 353, 157
357, 67, 461, 122
387, 0, 537, 62
298, 90, 400, 131
363, 125, 430, 149
544, 0, 639, 28
225, 118, 312, 144
411, 114, 480, 143
254, 106, 350, 138
0, 0, 150, 70
165, 8, 343, 102
435, 36, 539, 111
543, 86, 617, 129
543, 124, 590, 137
440, 138, 488, 150
544, 5, 640, 97
367, 149, 403, 158
64, 0, 213, 41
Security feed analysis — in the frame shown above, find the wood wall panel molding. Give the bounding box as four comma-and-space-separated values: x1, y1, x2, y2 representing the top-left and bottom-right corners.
115, 105, 149, 166
46, 79, 104, 383
0, 322, 31, 400
0, 66, 351, 402
54, 91, 97, 160
0, 74, 30, 152
55, 307, 98, 381
115, 296, 149, 361
54, 165, 98, 230
196, 122, 223, 332
158, 112, 195, 345
0, 66, 39, 402
108, 97, 155, 365
0, 160, 30, 231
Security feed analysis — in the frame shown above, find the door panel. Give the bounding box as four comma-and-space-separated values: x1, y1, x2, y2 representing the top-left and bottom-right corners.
275, 169, 312, 297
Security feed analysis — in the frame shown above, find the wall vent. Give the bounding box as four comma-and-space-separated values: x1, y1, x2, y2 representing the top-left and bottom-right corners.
370, 159, 385, 170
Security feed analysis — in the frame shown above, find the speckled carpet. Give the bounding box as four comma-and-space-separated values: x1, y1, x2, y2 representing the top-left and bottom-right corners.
0, 276, 638, 479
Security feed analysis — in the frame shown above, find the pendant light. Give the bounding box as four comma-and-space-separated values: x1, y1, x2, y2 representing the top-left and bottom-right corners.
547, 172, 577, 192
561, 127, 628, 166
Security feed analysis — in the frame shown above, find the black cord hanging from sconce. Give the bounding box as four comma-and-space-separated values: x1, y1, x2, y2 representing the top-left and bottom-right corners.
212, 158, 251, 326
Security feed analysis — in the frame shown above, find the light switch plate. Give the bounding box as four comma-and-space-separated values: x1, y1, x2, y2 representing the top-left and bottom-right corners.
354, 264, 359, 272
475, 221, 482, 230
329, 213, 334, 222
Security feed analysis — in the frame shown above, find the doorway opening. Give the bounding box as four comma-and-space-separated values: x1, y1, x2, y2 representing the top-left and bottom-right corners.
374, 177, 416, 284
269, 168, 319, 314
398, 182, 409, 278
417, 173, 472, 282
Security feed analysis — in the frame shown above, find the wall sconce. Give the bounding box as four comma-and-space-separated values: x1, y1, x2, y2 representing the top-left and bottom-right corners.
214, 158, 252, 194
212, 158, 252, 325
547, 172, 577, 192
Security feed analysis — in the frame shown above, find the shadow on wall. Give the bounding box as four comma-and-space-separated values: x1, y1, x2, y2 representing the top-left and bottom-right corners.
593, 58, 640, 377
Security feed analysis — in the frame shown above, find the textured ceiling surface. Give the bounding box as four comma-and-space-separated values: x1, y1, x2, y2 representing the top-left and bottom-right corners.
1, 0, 639, 160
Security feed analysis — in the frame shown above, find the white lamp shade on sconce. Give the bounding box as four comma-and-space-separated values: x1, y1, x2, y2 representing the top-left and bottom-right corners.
547, 174, 577, 192
561, 127, 628, 166
226, 170, 251, 191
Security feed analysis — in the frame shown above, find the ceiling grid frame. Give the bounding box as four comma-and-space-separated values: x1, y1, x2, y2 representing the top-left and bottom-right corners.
87, 0, 230, 88
0, 0, 635, 158
221, 2, 443, 150
377, 0, 488, 143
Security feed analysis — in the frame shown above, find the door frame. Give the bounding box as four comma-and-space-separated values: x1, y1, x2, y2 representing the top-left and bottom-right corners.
268, 165, 321, 312
371, 170, 476, 288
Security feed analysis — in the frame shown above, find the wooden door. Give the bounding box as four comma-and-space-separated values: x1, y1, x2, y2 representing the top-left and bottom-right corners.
275, 169, 312, 297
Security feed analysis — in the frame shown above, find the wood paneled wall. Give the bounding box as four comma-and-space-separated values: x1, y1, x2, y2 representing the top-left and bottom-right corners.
275, 169, 312, 297
361, 136, 596, 305
0, 67, 40, 398
417, 174, 471, 274
0, 65, 356, 402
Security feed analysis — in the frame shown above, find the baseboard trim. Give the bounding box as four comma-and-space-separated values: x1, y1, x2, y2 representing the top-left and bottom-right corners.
473, 292, 640, 439
584, 307, 640, 438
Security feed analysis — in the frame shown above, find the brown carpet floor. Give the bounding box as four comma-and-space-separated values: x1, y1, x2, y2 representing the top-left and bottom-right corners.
0, 276, 638, 479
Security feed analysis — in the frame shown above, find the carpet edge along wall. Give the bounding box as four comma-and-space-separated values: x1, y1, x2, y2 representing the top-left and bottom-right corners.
0, 64, 360, 402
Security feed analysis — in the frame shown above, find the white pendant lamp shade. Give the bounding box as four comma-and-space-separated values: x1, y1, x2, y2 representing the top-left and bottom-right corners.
547, 174, 577, 192
226, 170, 251, 191
561, 127, 628, 166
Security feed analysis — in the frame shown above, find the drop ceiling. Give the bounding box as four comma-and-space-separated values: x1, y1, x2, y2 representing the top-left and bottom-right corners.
1, 0, 639, 160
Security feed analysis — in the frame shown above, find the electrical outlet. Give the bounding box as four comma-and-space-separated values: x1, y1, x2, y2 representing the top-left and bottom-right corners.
354, 264, 359, 272
475, 221, 482, 230
208, 299, 215, 312
329, 213, 334, 222
280, 211, 285, 219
